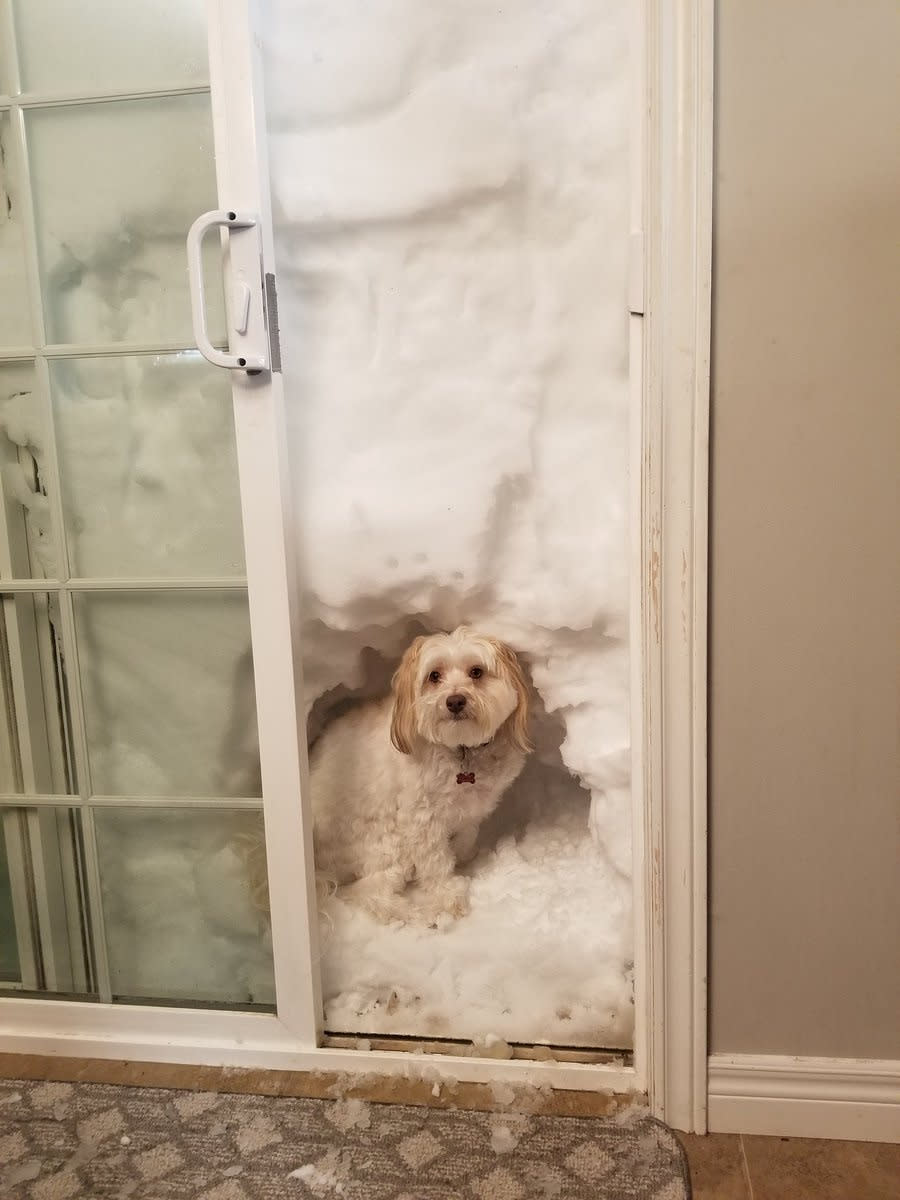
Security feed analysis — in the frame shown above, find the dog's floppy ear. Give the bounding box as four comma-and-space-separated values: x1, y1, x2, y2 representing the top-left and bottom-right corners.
490, 639, 533, 754
390, 636, 427, 754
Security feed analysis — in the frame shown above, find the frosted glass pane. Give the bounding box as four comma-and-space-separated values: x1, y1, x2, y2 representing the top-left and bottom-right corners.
0, 115, 33, 347
12, 0, 208, 95
0, 593, 76, 794
27, 95, 224, 346
75, 591, 260, 798
0, 362, 59, 580
0, 831, 20, 982
94, 807, 274, 1007
51, 353, 245, 579
0, 807, 96, 998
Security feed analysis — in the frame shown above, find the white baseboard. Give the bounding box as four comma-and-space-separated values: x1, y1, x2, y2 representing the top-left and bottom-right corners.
708, 1055, 900, 1143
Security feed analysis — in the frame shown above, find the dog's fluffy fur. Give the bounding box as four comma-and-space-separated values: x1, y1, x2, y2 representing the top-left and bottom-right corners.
245, 628, 531, 924
313, 627, 531, 922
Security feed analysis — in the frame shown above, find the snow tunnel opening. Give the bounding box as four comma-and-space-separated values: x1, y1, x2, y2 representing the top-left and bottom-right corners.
306, 620, 592, 849
302, 616, 633, 1051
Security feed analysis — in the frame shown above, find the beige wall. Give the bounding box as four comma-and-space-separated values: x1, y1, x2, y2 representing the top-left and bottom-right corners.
710, 0, 900, 1058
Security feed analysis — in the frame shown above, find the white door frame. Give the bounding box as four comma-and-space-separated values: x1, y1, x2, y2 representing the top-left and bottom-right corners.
638, 0, 714, 1132
0, 0, 713, 1133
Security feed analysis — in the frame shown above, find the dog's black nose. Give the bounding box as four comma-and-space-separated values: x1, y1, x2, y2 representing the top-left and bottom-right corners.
446, 694, 467, 715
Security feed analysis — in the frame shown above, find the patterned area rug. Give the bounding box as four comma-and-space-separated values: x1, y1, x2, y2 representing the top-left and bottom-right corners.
0, 1077, 691, 1199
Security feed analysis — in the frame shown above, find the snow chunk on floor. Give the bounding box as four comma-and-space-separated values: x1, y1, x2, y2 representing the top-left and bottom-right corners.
489, 1113, 530, 1155
490, 1125, 520, 1155
288, 1149, 350, 1194
489, 1082, 517, 1108
326, 1099, 371, 1132
471, 1034, 514, 1060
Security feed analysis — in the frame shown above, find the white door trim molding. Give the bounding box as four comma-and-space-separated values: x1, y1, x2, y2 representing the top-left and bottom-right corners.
708, 1055, 900, 1143
0, 0, 715, 1127
639, 0, 714, 1133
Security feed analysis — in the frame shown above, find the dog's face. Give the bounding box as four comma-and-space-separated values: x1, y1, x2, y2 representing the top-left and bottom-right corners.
390, 627, 532, 755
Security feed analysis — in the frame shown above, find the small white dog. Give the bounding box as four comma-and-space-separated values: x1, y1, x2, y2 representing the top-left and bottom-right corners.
309, 626, 532, 923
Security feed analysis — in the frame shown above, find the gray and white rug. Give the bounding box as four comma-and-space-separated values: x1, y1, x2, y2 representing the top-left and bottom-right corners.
0, 1077, 690, 1199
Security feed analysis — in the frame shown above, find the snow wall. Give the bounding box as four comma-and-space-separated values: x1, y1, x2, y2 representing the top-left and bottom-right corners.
263, 0, 634, 1047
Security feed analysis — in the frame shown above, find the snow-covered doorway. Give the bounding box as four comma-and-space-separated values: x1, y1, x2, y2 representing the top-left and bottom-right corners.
262, 1, 636, 1050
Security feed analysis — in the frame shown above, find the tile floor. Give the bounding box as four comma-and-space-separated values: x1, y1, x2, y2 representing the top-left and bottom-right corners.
678, 1132, 900, 1200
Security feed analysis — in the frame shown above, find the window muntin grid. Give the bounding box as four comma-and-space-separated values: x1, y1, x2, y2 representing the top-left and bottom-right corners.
0, 2, 266, 1006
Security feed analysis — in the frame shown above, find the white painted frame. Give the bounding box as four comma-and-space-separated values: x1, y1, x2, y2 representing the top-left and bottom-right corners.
0, 0, 713, 1131
638, 0, 714, 1133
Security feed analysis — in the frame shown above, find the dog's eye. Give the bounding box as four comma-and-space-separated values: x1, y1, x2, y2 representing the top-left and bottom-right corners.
428, 670, 441, 683
469, 667, 483, 679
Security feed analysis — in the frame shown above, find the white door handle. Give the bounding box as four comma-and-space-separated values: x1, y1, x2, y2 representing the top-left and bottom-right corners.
186, 210, 269, 372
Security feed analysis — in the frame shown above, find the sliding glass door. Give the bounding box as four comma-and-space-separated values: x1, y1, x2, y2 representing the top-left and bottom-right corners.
0, 0, 278, 1010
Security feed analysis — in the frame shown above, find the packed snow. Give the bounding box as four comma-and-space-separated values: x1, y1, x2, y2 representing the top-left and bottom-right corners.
288, 1149, 352, 1194
0, 0, 634, 1047
264, 0, 634, 1046
318, 783, 633, 1046
490, 1117, 529, 1156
